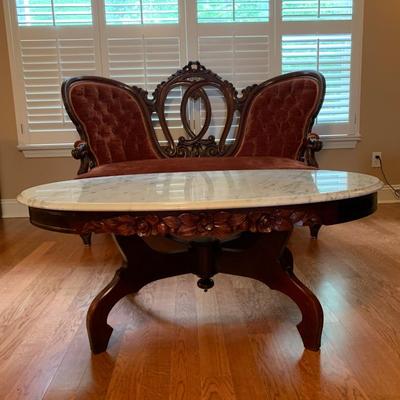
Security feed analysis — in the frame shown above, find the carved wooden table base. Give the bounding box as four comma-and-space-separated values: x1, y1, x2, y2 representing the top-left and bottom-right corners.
87, 230, 323, 354
24, 193, 377, 354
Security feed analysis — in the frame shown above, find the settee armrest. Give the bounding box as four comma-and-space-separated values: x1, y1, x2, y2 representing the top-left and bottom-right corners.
71, 140, 95, 175
303, 133, 323, 168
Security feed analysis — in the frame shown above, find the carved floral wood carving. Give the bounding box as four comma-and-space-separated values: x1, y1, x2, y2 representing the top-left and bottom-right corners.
80, 209, 321, 238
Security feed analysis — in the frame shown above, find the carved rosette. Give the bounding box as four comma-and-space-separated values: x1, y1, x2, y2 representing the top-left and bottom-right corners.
80, 209, 320, 238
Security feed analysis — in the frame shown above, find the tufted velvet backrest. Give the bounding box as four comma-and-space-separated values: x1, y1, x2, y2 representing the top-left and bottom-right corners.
63, 77, 161, 165
234, 72, 325, 160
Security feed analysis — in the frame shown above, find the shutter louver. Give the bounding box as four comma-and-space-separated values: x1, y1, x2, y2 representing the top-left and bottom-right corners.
282, 34, 352, 124
104, 1, 182, 139
197, 0, 269, 23
282, 0, 352, 21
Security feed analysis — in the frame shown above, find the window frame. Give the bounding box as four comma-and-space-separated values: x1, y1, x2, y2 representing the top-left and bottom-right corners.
4, 0, 364, 158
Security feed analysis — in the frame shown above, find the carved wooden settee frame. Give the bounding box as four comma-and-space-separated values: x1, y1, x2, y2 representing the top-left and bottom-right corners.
63, 61, 325, 176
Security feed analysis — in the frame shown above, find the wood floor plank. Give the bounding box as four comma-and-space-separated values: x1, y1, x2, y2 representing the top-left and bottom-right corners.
215, 276, 281, 400
2, 251, 112, 398
105, 279, 175, 400
168, 275, 201, 400
196, 279, 236, 400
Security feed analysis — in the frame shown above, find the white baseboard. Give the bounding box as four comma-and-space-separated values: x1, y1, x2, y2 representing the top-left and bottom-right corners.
1, 199, 29, 218
1, 185, 399, 218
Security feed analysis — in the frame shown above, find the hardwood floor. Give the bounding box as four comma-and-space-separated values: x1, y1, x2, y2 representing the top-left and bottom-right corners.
0, 204, 400, 399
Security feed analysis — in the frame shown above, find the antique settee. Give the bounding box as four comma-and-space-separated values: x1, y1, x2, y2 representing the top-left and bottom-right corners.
62, 61, 326, 243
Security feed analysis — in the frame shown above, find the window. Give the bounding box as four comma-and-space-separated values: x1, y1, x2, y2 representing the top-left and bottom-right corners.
197, 0, 269, 23
104, 0, 179, 25
279, 0, 359, 143
16, 0, 93, 26
282, 0, 353, 21
4, 0, 363, 156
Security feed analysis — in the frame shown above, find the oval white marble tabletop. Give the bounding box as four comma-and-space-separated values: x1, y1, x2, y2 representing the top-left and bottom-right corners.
17, 169, 383, 212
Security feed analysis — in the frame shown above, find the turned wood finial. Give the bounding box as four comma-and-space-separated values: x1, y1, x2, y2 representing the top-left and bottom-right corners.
197, 277, 214, 291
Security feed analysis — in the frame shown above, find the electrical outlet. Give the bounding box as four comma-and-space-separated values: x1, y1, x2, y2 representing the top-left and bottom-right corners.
371, 152, 382, 168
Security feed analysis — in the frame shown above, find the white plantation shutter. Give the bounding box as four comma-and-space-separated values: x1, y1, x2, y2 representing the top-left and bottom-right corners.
20, 37, 99, 144
105, 32, 183, 137
198, 35, 270, 90
193, 1, 271, 89
20, 32, 99, 143
282, 34, 352, 124
280, 0, 358, 140
197, 34, 270, 138
190, 0, 271, 139
106, 36, 181, 90
102, 0, 184, 139
8, 0, 99, 145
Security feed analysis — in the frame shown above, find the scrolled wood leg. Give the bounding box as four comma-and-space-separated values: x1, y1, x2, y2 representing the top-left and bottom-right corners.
265, 248, 323, 351
219, 231, 323, 351
87, 235, 193, 353
87, 267, 135, 354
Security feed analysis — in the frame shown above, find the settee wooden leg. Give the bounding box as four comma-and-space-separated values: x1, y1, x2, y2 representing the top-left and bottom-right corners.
81, 233, 92, 246
309, 224, 321, 240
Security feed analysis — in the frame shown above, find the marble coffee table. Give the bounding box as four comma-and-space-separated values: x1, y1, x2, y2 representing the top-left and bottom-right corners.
18, 169, 383, 353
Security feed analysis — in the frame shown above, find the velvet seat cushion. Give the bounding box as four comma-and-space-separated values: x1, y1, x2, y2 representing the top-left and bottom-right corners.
76, 156, 314, 179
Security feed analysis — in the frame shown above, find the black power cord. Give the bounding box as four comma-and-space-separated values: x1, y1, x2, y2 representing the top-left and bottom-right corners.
376, 155, 400, 199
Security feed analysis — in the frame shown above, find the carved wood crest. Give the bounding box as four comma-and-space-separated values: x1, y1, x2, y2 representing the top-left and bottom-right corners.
153, 61, 238, 157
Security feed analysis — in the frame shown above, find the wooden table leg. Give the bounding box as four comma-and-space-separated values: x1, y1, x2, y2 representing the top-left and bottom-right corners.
219, 231, 324, 351
86, 235, 193, 353
87, 267, 135, 353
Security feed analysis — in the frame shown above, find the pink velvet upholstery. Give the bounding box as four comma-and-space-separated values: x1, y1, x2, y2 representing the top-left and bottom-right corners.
76, 156, 314, 179
67, 80, 159, 165
234, 76, 322, 160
